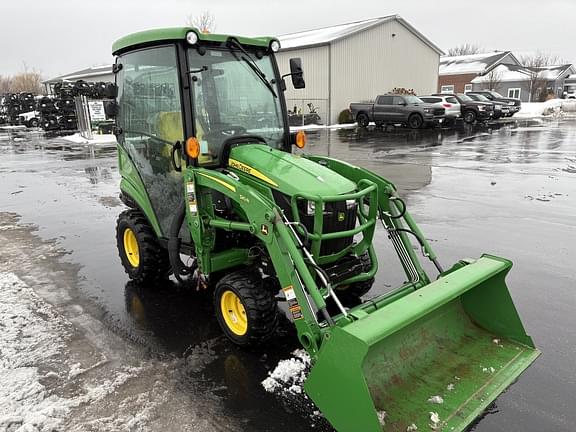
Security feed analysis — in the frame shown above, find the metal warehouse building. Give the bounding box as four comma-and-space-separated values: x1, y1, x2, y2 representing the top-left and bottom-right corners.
276, 15, 443, 125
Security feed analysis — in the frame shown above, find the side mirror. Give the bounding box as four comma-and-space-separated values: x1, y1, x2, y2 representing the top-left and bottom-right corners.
289, 58, 305, 89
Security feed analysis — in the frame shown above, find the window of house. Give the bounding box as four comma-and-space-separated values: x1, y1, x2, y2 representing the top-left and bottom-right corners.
508, 88, 521, 99
464, 84, 473, 93
441, 85, 454, 93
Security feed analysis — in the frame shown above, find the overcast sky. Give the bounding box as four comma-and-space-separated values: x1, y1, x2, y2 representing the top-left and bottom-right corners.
2, 0, 575, 79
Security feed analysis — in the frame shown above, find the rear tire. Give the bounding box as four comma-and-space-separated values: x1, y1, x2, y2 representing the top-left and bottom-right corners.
116, 209, 171, 283
463, 110, 477, 124
408, 113, 423, 129
356, 113, 369, 128
214, 270, 278, 346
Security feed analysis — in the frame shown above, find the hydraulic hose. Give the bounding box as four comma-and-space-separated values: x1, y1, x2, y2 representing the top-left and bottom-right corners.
168, 201, 197, 283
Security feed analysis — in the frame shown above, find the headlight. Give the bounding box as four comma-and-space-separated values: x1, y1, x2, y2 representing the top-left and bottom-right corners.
270, 40, 281, 52
495, 105, 502, 110
345, 199, 357, 209
478, 105, 486, 111
307, 201, 324, 215
186, 31, 199, 45
423, 108, 432, 114
508, 101, 515, 106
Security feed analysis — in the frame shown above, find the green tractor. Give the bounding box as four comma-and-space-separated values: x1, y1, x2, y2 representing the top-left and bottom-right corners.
111, 27, 539, 432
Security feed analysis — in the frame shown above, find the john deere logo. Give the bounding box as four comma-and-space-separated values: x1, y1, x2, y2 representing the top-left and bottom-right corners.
338, 212, 346, 222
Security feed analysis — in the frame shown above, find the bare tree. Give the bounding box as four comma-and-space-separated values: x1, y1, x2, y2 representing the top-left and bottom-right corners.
481, 69, 503, 91
447, 43, 484, 56
0, 75, 12, 94
186, 10, 215, 33
520, 52, 566, 101
0, 65, 43, 95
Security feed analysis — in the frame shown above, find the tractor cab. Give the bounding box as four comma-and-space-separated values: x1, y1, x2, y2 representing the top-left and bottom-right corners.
112, 28, 539, 432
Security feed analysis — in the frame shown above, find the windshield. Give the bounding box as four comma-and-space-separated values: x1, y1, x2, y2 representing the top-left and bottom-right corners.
188, 47, 284, 165
472, 94, 490, 102
457, 94, 472, 102
489, 91, 503, 98
404, 95, 424, 104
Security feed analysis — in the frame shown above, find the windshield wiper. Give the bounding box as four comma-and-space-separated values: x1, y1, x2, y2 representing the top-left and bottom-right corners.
227, 38, 277, 98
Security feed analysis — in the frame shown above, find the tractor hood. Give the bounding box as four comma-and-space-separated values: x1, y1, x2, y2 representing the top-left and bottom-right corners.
228, 144, 356, 196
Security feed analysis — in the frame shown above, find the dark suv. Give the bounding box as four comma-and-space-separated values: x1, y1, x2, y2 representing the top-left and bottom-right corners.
467, 91, 521, 116
432, 93, 494, 123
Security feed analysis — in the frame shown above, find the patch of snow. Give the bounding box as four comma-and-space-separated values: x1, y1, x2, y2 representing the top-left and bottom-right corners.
515, 99, 563, 118
429, 412, 441, 429
447, 383, 455, 391
482, 367, 496, 374
377, 410, 387, 426
60, 133, 117, 145
406, 423, 418, 431
0, 272, 152, 432
290, 123, 357, 132
262, 349, 311, 393
428, 395, 444, 404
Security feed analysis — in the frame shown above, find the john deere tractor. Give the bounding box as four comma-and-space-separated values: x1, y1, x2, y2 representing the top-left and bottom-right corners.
111, 28, 539, 432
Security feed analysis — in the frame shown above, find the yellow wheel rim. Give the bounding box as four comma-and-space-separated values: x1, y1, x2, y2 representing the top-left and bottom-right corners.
123, 228, 140, 268
220, 290, 248, 336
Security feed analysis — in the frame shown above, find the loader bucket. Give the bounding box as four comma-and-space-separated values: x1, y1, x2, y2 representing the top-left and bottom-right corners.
305, 255, 540, 432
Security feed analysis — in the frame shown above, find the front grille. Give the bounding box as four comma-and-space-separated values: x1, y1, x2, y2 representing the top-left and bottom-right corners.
433, 108, 445, 116
272, 190, 356, 256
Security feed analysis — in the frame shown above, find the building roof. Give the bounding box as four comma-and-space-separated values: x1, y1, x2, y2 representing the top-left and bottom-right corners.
526, 64, 575, 80
439, 51, 519, 76
277, 15, 444, 54
43, 65, 113, 84
472, 63, 575, 83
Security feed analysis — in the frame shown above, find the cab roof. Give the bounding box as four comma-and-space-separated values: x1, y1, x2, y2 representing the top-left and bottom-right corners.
112, 27, 278, 55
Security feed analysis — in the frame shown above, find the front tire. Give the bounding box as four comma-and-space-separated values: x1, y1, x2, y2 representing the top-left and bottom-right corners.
214, 270, 278, 346
116, 209, 171, 282
408, 113, 423, 129
463, 110, 477, 124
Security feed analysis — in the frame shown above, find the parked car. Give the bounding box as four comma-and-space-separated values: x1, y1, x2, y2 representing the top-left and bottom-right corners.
465, 93, 510, 119
432, 93, 494, 124
419, 95, 461, 126
467, 91, 521, 116
350, 94, 445, 129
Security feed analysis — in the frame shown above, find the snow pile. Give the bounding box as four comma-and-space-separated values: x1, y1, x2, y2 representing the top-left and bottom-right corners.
406, 424, 418, 431
262, 349, 311, 393
0, 272, 71, 431
0, 272, 151, 432
515, 99, 563, 118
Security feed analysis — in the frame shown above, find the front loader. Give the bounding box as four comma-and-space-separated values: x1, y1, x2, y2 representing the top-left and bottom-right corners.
111, 27, 539, 431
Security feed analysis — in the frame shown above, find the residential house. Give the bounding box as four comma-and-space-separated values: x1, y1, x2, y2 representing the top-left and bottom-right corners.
438, 51, 520, 93
472, 63, 576, 102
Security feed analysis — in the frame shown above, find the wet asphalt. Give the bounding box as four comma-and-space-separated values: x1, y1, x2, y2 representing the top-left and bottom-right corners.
0, 118, 575, 432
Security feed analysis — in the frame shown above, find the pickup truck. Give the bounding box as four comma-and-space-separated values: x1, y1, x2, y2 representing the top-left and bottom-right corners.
349, 94, 445, 129
467, 91, 521, 116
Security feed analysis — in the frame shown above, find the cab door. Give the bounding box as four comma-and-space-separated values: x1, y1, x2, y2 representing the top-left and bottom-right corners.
116, 45, 185, 237
373, 95, 393, 122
